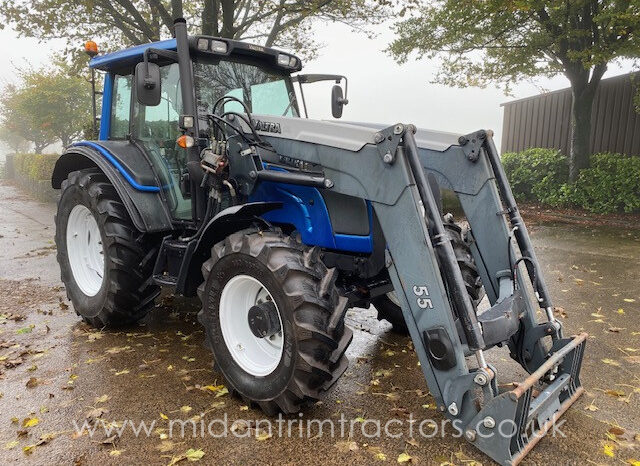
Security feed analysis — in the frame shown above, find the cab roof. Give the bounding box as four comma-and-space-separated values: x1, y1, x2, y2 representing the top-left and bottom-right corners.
89, 37, 302, 73
90, 39, 177, 71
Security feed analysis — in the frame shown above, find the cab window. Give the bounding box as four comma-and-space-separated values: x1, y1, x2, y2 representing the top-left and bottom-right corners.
110, 74, 132, 139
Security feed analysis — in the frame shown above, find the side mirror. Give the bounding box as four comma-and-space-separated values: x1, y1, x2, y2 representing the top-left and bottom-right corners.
331, 84, 348, 118
135, 61, 161, 106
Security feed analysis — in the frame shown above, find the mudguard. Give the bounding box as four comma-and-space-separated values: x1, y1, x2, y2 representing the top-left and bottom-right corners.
178, 202, 282, 296
51, 142, 173, 233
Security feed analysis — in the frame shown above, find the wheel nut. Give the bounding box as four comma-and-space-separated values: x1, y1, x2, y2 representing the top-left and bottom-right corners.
483, 416, 496, 429
447, 402, 458, 416
465, 429, 476, 442
374, 132, 384, 143
383, 151, 393, 164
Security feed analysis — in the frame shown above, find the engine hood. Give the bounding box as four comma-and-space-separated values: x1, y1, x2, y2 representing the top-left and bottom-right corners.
248, 114, 463, 153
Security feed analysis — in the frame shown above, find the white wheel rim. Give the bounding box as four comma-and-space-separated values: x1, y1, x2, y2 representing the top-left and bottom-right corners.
219, 275, 284, 377
66, 205, 104, 297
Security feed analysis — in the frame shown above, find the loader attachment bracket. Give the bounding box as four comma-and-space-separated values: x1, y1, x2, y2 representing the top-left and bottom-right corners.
373, 124, 405, 164
465, 333, 587, 466
478, 289, 526, 348
458, 130, 487, 162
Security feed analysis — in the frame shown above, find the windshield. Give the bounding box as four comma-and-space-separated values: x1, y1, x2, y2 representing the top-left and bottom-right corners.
193, 59, 298, 131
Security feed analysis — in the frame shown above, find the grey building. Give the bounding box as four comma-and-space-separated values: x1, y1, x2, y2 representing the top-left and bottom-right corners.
501, 72, 640, 156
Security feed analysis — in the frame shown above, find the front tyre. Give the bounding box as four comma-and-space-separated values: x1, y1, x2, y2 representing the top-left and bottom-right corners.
198, 228, 352, 414
374, 214, 485, 334
55, 169, 160, 327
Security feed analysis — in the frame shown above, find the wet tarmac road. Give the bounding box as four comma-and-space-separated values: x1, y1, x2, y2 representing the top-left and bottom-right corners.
0, 181, 639, 465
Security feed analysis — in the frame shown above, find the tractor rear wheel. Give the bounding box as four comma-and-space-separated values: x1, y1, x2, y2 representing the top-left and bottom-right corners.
374, 214, 484, 334
198, 228, 352, 414
55, 169, 160, 327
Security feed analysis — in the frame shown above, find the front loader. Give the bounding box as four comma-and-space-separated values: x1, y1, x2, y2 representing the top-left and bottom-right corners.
51, 17, 586, 465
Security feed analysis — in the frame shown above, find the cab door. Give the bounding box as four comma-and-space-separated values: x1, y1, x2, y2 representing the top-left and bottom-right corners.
132, 63, 192, 220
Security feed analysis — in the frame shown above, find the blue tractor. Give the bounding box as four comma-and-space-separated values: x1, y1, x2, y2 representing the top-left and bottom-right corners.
52, 17, 587, 465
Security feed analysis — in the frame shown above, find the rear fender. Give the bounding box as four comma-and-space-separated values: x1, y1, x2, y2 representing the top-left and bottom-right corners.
51, 143, 173, 233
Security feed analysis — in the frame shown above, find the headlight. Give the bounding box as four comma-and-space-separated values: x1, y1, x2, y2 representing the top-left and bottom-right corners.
211, 40, 228, 53
196, 38, 209, 51
277, 53, 291, 67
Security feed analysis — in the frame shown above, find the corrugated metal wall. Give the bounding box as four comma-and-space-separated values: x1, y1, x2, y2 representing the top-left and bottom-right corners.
501, 73, 640, 156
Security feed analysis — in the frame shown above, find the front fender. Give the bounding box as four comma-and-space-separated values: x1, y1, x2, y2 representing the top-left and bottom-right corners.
52, 143, 173, 233
178, 202, 282, 296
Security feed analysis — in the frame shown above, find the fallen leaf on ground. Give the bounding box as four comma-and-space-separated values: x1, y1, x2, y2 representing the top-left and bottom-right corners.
214, 387, 229, 398
256, 430, 272, 441
602, 358, 621, 367
99, 435, 117, 446
168, 448, 205, 465
95, 394, 110, 403
623, 298, 636, 303
604, 442, 616, 458
86, 407, 108, 420
609, 426, 625, 436
3, 440, 18, 450
22, 417, 39, 428
335, 440, 359, 452
406, 438, 419, 447
26, 377, 40, 388
554, 307, 567, 318
397, 452, 413, 463
157, 440, 176, 452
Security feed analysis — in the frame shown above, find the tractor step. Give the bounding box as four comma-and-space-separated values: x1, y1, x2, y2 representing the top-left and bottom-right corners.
152, 236, 190, 287
467, 333, 587, 466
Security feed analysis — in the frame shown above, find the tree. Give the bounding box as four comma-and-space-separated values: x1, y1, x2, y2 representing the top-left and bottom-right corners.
0, 64, 92, 152
0, 0, 395, 61
0, 124, 30, 153
389, 1, 640, 182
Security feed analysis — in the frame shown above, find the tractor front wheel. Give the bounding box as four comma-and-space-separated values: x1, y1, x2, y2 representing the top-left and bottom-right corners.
374, 214, 485, 334
198, 228, 352, 414
55, 169, 160, 327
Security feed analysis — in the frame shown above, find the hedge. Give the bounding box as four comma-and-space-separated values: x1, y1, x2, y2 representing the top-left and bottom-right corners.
501, 148, 568, 205
502, 148, 640, 214
14, 153, 60, 181
562, 153, 640, 213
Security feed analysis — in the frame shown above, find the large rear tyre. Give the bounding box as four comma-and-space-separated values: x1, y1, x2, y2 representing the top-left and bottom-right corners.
55, 169, 160, 328
197, 228, 352, 414
374, 214, 484, 334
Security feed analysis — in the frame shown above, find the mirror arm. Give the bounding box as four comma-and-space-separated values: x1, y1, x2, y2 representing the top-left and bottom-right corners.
340, 77, 348, 105
142, 48, 179, 89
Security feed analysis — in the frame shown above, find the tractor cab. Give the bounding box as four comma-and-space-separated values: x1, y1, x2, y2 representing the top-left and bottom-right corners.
88, 35, 346, 222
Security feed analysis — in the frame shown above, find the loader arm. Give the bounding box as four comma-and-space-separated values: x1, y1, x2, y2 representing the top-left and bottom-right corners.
238, 118, 585, 466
